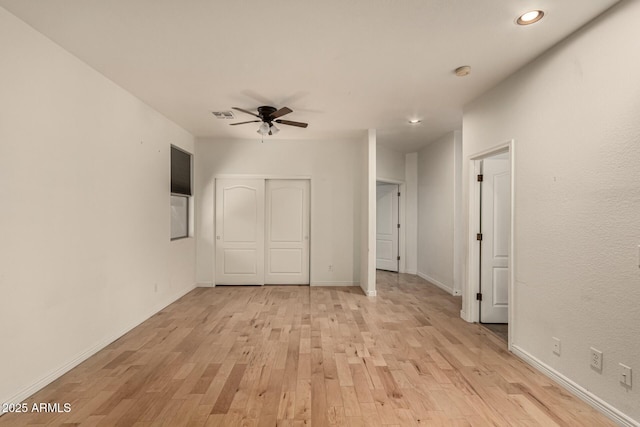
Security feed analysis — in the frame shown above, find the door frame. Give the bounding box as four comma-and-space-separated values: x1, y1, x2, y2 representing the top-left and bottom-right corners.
212, 174, 312, 286
464, 141, 515, 349
376, 178, 406, 274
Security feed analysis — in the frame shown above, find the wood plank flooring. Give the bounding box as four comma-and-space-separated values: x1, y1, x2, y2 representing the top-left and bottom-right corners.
0, 271, 614, 426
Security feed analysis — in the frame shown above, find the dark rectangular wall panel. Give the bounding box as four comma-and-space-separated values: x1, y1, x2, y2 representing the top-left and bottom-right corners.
171, 146, 192, 195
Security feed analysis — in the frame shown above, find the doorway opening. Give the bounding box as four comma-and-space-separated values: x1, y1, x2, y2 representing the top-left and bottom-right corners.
467, 142, 514, 347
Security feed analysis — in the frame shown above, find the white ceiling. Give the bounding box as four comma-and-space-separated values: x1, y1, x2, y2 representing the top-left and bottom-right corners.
1, 0, 619, 152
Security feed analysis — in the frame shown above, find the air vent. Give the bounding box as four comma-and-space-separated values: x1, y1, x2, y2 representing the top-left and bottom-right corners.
211, 111, 235, 119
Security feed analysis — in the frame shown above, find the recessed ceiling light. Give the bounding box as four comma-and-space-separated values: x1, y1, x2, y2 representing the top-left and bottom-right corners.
408, 119, 422, 124
517, 10, 544, 25
455, 66, 471, 77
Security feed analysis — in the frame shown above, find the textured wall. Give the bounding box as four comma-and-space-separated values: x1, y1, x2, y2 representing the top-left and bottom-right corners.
195, 138, 364, 287
405, 153, 419, 275
0, 7, 196, 404
463, 1, 640, 421
376, 143, 406, 182
417, 132, 456, 293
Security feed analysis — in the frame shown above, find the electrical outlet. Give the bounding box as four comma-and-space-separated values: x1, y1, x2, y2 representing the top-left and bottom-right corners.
590, 347, 603, 371
154, 283, 158, 293
552, 337, 561, 356
619, 363, 632, 388
328, 265, 333, 272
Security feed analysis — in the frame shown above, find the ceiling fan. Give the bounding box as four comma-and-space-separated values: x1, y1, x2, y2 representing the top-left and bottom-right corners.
230, 106, 308, 135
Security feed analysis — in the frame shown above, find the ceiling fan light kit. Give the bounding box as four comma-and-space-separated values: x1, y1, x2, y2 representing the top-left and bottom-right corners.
257, 122, 270, 135
230, 105, 308, 137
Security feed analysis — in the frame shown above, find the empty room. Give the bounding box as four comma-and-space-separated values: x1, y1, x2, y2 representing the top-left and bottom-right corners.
0, 1, 638, 426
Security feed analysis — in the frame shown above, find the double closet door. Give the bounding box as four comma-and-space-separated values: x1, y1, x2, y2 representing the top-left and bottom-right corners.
215, 179, 310, 285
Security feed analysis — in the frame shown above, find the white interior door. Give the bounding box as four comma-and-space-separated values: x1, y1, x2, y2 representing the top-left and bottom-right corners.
376, 183, 399, 272
215, 179, 265, 285
480, 155, 510, 323
265, 180, 310, 284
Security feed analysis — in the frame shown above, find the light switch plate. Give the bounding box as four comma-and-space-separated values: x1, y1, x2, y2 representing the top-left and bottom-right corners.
620, 363, 632, 387
552, 337, 561, 355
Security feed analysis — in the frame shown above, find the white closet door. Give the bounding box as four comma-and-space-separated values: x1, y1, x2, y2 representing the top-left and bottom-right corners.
480, 157, 510, 323
215, 179, 265, 285
376, 183, 399, 272
265, 180, 310, 285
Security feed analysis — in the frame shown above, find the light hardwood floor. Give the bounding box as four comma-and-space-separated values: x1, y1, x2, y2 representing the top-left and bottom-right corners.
0, 271, 614, 426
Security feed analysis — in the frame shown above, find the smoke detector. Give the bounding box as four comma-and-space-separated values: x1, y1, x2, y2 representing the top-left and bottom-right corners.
455, 66, 471, 77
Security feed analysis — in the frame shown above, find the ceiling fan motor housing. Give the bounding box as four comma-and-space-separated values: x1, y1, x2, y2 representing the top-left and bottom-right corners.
257, 106, 277, 123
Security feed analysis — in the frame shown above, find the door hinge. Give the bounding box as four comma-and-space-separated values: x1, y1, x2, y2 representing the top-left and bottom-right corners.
398, 192, 401, 197
477, 174, 483, 182
477, 233, 483, 241
397, 223, 400, 229
397, 256, 400, 261
476, 293, 483, 301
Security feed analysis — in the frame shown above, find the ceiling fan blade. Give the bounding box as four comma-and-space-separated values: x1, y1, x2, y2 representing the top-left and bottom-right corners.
275, 119, 308, 128
232, 107, 260, 118
230, 120, 261, 126
270, 107, 293, 119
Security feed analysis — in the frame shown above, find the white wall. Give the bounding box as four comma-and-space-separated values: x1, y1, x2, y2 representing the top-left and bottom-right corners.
452, 131, 463, 295
404, 153, 418, 274
377, 143, 417, 275
195, 138, 363, 287
360, 130, 377, 295
0, 7, 196, 405
463, 1, 639, 423
417, 132, 458, 294
376, 143, 405, 182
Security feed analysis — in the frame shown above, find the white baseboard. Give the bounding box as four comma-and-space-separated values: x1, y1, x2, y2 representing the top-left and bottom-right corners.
405, 269, 417, 275
310, 281, 359, 287
1, 283, 197, 407
417, 272, 454, 295
196, 282, 214, 287
355, 283, 377, 297
201, 282, 359, 288
511, 345, 639, 427
460, 310, 473, 323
